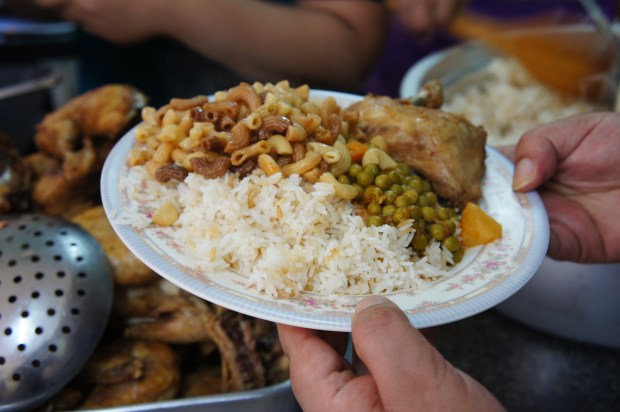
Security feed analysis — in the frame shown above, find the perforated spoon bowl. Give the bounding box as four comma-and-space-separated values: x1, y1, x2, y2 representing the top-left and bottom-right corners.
0, 214, 113, 412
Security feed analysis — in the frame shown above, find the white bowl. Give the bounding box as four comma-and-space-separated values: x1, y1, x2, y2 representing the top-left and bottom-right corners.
497, 259, 620, 348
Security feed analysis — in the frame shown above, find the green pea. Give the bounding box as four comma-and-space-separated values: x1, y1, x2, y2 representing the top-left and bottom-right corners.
384, 190, 397, 205
352, 183, 364, 200
404, 189, 418, 204
395, 163, 410, 176
388, 170, 402, 185
367, 215, 385, 227
348, 163, 363, 179
363, 164, 380, 178
429, 223, 446, 241
410, 179, 424, 193
363, 186, 384, 205
409, 205, 422, 220
443, 220, 457, 235
437, 207, 452, 221
421, 206, 435, 222
356, 171, 374, 187
422, 192, 437, 206
452, 249, 464, 263
390, 184, 404, 195
412, 233, 429, 252
421, 180, 432, 193
392, 207, 411, 225
394, 195, 411, 208
367, 202, 382, 216
412, 219, 426, 233
442, 236, 460, 252
382, 204, 396, 217
374, 174, 391, 190
417, 195, 430, 207
337, 174, 351, 185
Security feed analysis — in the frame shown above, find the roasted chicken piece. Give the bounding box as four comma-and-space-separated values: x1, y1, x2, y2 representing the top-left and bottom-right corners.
344, 94, 487, 208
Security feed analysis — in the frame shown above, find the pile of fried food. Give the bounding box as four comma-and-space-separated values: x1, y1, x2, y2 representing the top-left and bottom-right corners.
0, 85, 289, 410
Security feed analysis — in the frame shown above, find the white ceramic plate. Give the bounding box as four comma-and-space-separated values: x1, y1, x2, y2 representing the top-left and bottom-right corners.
101, 90, 549, 332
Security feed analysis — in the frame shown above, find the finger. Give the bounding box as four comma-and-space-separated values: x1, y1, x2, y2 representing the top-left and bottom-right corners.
512, 113, 609, 192
351, 345, 369, 376
540, 190, 577, 260
351, 296, 451, 407
317, 330, 350, 357
511, 129, 560, 192
541, 189, 606, 262
276, 325, 354, 405
277, 324, 383, 411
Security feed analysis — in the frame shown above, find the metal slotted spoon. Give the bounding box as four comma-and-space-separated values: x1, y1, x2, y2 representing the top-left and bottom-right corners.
0, 214, 113, 412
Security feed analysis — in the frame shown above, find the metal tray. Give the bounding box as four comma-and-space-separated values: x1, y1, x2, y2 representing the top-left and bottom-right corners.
79, 381, 299, 412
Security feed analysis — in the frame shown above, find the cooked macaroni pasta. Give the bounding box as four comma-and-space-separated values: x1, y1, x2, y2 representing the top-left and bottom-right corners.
129, 80, 375, 201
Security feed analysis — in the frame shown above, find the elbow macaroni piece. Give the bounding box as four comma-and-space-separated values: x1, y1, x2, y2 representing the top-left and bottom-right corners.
267, 135, 293, 155
319, 172, 358, 200
257, 153, 282, 176
329, 140, 351, 177
230, 140, 271, 166
362, 148, 398, 170
281, 152, 322, 177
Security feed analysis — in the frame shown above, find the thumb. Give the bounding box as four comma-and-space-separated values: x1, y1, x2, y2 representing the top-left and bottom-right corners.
351, 296, 505, 411
351, 296, 452, 406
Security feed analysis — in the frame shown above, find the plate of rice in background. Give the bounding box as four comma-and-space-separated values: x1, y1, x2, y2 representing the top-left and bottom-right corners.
101, 83, 549, 331
400, 40, 607, 146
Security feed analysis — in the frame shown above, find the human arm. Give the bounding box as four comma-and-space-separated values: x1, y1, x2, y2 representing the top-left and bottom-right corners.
501, 112, 620, 263
277, 295, 504, 412
34, 0, 387, 89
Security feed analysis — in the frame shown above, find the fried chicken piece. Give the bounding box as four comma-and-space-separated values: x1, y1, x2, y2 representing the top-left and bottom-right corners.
0, 132, 32, 214
253, 319, 290, 385
116, 278, 281, 393
114, 280, 214, 342
179, 365, 222, 398
72, 205, 159, 286
29, 85, 146, 217
344, 94, 487, 208
35, 84, 147, 159
29, 170, 97, 217
79, 339, 180, 408
23, 151, 61, 177
205, 307, 266, 392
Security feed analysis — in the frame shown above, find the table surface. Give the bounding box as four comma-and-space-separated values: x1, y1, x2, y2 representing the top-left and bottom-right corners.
429, 309, 620, 412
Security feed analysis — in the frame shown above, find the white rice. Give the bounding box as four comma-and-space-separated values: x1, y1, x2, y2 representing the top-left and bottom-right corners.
443, 57, 598, 146
124, 166, 453, 298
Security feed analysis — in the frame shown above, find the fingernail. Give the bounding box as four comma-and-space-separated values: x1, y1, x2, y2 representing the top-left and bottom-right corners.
513, 158, 535, 191
356, 295, 391, 314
